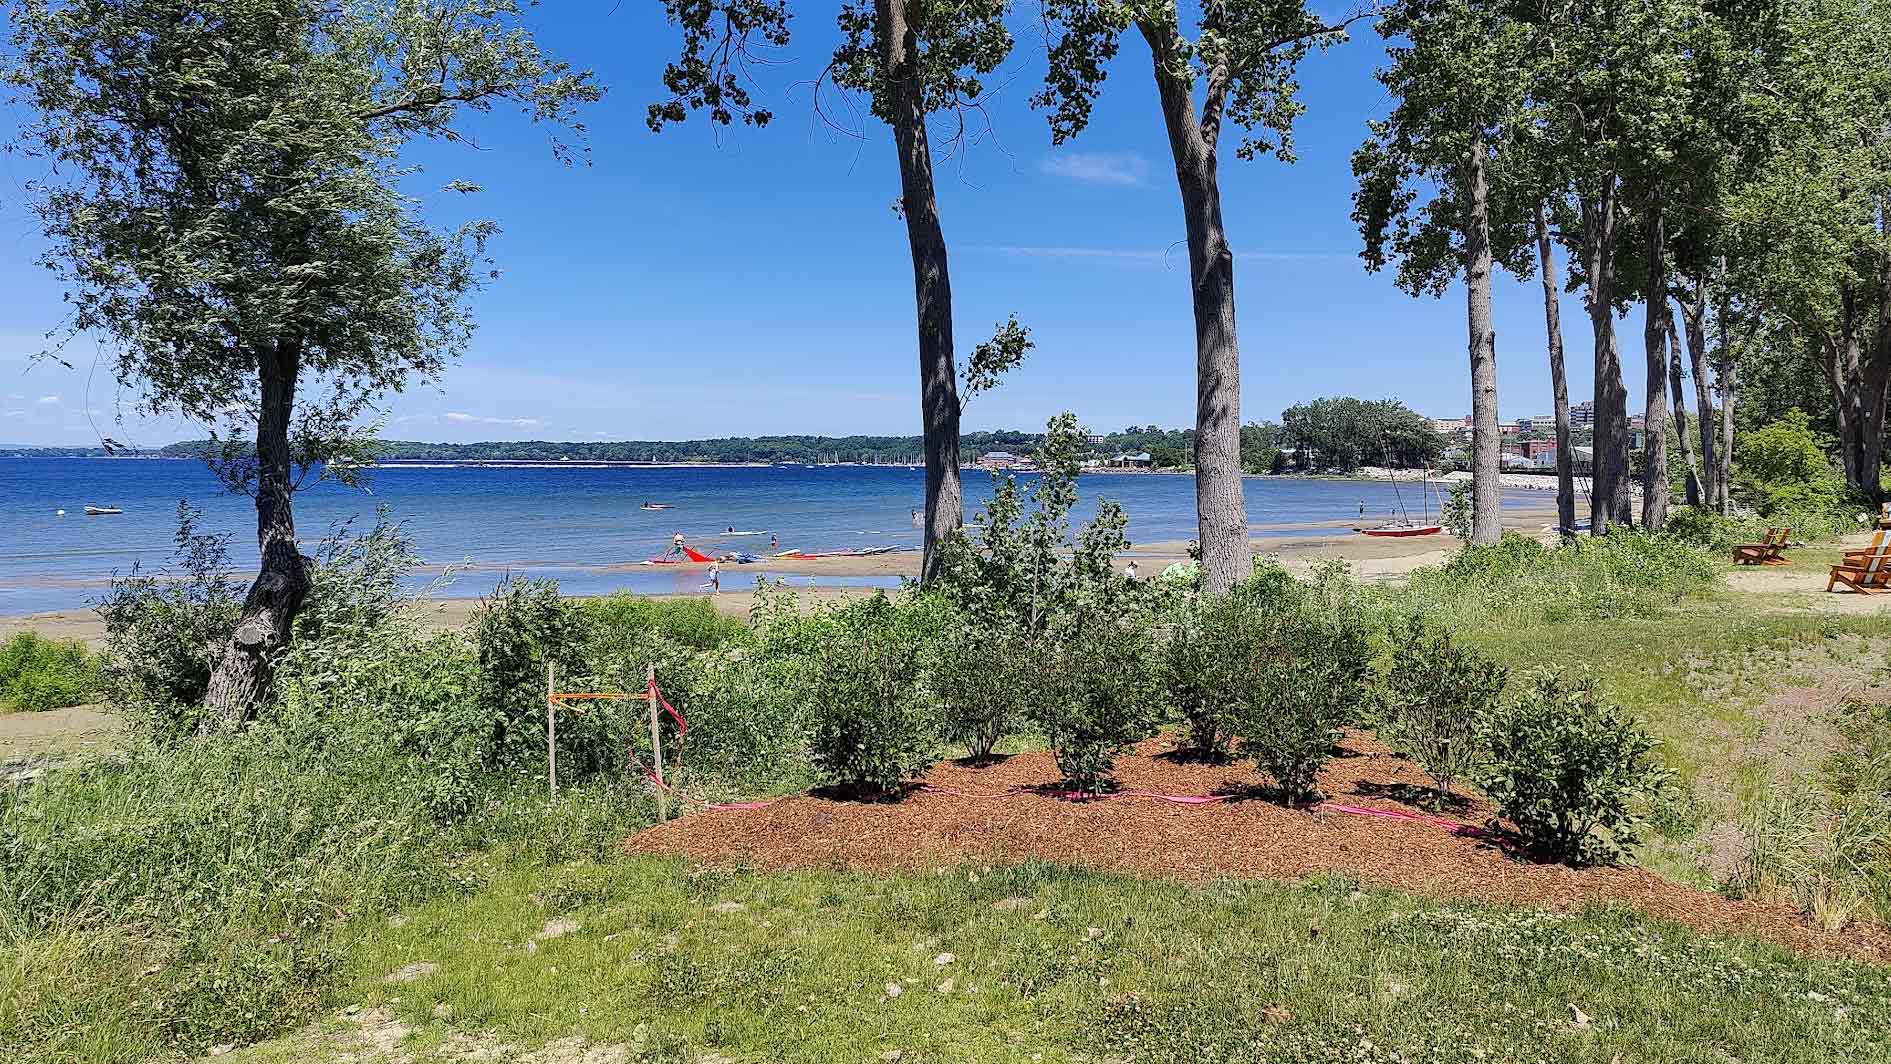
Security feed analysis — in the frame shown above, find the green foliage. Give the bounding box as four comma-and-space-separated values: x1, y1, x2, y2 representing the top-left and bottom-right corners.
1664, 504, 1855, 551
1163, 575, 1306, 760
0, 632, 99, 712
1406, 530, 1717, 624
3, 0, 598, 449
939, 412, 1146, 637
923, 622, 1034, 762
1731, 409, 1849, 517
1235, 602, 1374, 805
93, 502, 243, 740
1441, 479, 1474, 539
579, 594, 750, 651
805, 636, 933, 795
1279, 396, 1445, 472
1033, 619, 1161, 794
1479, 670, 1674, 865
1379, 615, 1508, 798
472, 576, 587, 772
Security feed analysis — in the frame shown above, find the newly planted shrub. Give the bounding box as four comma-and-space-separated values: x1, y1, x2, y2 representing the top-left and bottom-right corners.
1035, 620, 1161, 794
1379, 615, 1508, 799
805, 638, 933, 794
0, 631, 99, 710
1164, 577, 1305, 760
925, 622, 1035, 762
1237, 608, 1373, 804
1479, 670, 1674, 864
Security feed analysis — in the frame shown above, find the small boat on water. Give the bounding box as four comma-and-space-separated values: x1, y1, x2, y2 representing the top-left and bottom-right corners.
83, 505, 123, 516
1354, 525, 1443, 538
640, 502, 673, 511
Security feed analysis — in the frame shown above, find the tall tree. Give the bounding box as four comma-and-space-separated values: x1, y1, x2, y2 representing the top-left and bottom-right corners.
1532, 201, 1579, 535
1664, 309, 1701, 505
1352, 0, 1532, 546
1727, 0, 1891, 500
651, 0, 1022, 582
4, 0, 597, 725
1034, 0, 1361, 592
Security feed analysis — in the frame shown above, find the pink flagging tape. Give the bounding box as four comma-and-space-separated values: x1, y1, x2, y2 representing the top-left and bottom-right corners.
918, 784, 1231, 805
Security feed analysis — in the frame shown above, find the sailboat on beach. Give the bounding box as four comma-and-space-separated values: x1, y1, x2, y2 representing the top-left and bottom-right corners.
1353, 466, 1443, 538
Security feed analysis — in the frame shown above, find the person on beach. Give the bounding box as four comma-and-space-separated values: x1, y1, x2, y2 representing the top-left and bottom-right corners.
770, 532, 779, 550
1124, 560, 1139, 582
706, 562, 721, 595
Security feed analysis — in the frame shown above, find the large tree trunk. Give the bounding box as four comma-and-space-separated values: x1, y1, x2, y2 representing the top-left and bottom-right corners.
1640, 199, 1671, 529
1463, 137, 1501, 546
1665, 311, 1700, 507
1678, 274, 1717, 507
1536, 203, 1577, 537
1141, 19, 1249, 594
877, 0, 963, 582
1824, 292, 1890, 501
1582, 176, 1632, 533
203, 338, 311, 730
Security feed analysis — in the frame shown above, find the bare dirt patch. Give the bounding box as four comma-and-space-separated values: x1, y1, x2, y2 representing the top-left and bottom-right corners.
0, 703, 121, 762
629, 731, 1891, 964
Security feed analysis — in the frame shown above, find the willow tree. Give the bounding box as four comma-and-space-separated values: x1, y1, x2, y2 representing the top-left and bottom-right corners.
652, 0, 1021, 582
4, 0, 598, 724
1033, 0, 1359, 593
1353, 0, 1533, 546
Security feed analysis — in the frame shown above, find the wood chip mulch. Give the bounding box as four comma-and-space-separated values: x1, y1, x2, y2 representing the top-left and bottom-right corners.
626, 730, 1891, 965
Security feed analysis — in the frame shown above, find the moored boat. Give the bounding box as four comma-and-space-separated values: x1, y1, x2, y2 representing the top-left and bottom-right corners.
1353, 525, 1442, 538
83, 505, 123, 516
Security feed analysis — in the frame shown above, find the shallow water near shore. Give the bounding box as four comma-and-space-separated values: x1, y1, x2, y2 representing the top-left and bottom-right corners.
0, 458, 1547, 613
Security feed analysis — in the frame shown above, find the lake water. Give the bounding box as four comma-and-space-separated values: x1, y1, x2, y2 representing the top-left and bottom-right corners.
0, 458, 1542, 614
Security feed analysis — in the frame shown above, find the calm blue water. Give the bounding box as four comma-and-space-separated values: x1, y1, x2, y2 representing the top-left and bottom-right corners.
0, 458, 1541, 614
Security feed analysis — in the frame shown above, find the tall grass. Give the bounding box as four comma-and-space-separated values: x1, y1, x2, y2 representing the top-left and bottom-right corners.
0, 632, 99, 712
1390, 530, 1719, 627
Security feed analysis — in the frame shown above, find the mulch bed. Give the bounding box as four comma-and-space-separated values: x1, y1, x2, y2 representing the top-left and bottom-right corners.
627, 730, 1891, 964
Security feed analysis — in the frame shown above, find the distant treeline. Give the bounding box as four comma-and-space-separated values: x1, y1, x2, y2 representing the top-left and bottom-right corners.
130, 430, 1213, 467
6, 404, 1441, 472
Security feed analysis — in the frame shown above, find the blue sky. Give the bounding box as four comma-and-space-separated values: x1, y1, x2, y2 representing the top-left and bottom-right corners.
0, 2, 1655, 447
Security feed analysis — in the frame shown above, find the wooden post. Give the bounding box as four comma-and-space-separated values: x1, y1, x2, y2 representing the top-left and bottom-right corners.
546, 661, 557, 801
648, 663, 667, 823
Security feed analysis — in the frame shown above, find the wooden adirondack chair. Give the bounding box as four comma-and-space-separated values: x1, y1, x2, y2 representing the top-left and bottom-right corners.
1844, 531, 1888, 566
1829, 535, 1891, 593
1732, 527, 1790, 566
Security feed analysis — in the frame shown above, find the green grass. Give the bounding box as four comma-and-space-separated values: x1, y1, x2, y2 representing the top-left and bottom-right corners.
0, 632, 99, 712
203, 856, 1891, 1064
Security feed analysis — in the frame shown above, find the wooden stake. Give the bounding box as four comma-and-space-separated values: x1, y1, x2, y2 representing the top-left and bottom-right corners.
546, 661, 557, 801
648, 663, 667, 823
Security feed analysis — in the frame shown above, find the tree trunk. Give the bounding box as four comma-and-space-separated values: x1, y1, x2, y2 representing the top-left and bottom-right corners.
1679, 275, 1717, 507
1824, 287, 1890, 501
1713, 264, 1736, 513
1582, 177, 1632, 533
877, 0, 963, 582
1665, 311, 1699, 507
202, 338, 311, 730
1640, 198, 1670, 529
1141, 19, 1248, 594
1463, 137, 1501, 546
1536, 202, 1577, 537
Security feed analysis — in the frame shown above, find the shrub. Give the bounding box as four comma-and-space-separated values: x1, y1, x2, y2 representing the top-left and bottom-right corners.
1479, 670, 1673, 864
1035, 620, 1161, 794
924, 622, 1034, 762
473, 576, 587, 771
804, 637, 933, 794
0, 631, 99, 711
1409, 529, 1716, 624
1732, 409, 1849, 518
1379, 615, 1508, 799
93, 501, 243, 739
1237, 611, 1374, 804
1442, 479, 1473, 539
1163, 575, 1306, 760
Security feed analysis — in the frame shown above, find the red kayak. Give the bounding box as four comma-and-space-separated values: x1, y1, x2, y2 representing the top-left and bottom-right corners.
1353, 525, 1444, 538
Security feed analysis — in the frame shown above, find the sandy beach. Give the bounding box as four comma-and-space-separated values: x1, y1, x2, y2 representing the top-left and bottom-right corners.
0, 501, 1560, 646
